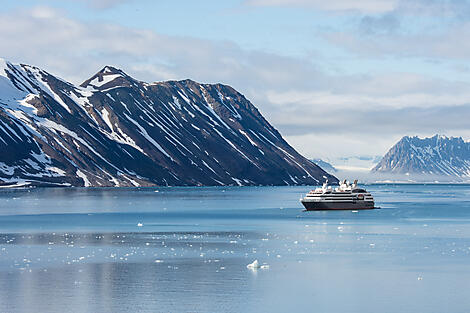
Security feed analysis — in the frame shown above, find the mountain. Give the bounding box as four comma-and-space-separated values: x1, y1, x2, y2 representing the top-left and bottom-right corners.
0, 59, 337, 187
372, 135, 470, 179
311, 159, 337, 174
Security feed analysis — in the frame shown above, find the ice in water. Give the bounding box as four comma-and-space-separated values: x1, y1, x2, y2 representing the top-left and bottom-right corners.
247, 259, 260, 269
0, 185, 469, 313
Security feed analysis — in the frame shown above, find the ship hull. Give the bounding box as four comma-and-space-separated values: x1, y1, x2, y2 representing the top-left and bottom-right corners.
301, 200, 375, 211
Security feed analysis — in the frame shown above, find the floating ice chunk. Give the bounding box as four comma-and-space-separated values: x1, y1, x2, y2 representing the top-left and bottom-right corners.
247, 260, 269, 270
137, 223, 143, 227
154, 260, 164, 263
247, 260, 260, 269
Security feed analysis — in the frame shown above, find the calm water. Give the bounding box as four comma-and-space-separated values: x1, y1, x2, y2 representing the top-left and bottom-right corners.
0, 185, 469, 313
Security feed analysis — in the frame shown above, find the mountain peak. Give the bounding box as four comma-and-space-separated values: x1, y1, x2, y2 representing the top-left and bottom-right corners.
80, 65, 134, 89
99, 65, 126, 76
0, 58, 11, 77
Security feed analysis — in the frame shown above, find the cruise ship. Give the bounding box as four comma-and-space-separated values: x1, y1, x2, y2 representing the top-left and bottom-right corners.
300, 179, 375, 211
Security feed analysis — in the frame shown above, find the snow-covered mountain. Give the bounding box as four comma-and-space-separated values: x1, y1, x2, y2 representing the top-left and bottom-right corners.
0, 59, 336, 187
372, 135, 470, 179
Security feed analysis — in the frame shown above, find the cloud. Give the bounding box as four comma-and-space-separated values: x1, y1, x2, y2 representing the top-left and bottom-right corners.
282, 103, 470, 159
244, 0, 470, 17
396, 0, 470, 19
1, 6, 470, 159
315, 0, 470, 61
325, 21, 470, 60
244, 0, 400, 14
75, 0, 133, 9
358, 13, 400, 35
0, 6, 328, 92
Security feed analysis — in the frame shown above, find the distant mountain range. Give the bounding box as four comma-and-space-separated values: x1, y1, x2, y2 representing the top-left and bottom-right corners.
372, 135, 470, 179
0, 59, 337, 187
311, 159, 337, 174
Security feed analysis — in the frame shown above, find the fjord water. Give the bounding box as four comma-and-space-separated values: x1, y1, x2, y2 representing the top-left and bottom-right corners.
0, 185, 469, 313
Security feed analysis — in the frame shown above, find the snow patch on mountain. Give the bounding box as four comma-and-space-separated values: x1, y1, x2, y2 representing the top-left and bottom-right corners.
0, 58, 336, 187
372, 135, 470, 181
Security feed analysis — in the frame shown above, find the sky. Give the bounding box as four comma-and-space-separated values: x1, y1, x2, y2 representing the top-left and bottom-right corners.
1, 0, 470, 165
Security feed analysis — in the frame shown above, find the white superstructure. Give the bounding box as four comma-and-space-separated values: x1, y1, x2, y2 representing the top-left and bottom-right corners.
301, 179, 375, 210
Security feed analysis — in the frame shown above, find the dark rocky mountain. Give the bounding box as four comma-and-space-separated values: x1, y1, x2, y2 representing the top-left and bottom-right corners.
0, 59, 337, 187
372, 135, 470, 179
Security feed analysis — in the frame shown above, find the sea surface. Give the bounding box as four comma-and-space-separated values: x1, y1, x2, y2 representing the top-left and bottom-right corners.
0, 184, 469, 313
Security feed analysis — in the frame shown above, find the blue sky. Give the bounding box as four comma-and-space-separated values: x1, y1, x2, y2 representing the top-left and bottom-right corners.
1, 0, 470, 164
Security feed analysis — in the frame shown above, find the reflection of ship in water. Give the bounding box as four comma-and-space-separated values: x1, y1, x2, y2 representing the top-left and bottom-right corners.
300, 179, 375, 211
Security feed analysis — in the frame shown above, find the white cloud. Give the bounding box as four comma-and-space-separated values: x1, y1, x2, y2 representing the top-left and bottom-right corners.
1, 6, 470, 159
244, 0, 400, 13
75, 0, 133, 9
245, 0, 470, 18
325, 22, 470, 60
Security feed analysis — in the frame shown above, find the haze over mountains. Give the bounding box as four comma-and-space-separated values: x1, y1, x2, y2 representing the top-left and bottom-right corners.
311, 159, 337, 174
0, 59, 336, 187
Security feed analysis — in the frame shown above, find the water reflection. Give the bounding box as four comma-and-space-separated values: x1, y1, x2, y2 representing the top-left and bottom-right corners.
0, 185, 470, 312
0, 259, 259, 313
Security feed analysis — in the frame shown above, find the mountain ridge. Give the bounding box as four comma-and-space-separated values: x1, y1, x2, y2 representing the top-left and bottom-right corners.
0, 58, 337, 187
372, 134, 470, 179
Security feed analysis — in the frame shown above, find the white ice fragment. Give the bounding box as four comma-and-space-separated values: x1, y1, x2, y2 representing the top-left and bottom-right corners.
247, 259, 260, 269
137, 223, 143, 227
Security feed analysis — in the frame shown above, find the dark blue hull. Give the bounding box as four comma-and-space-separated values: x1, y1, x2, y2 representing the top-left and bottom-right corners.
301, 200, 375, 211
